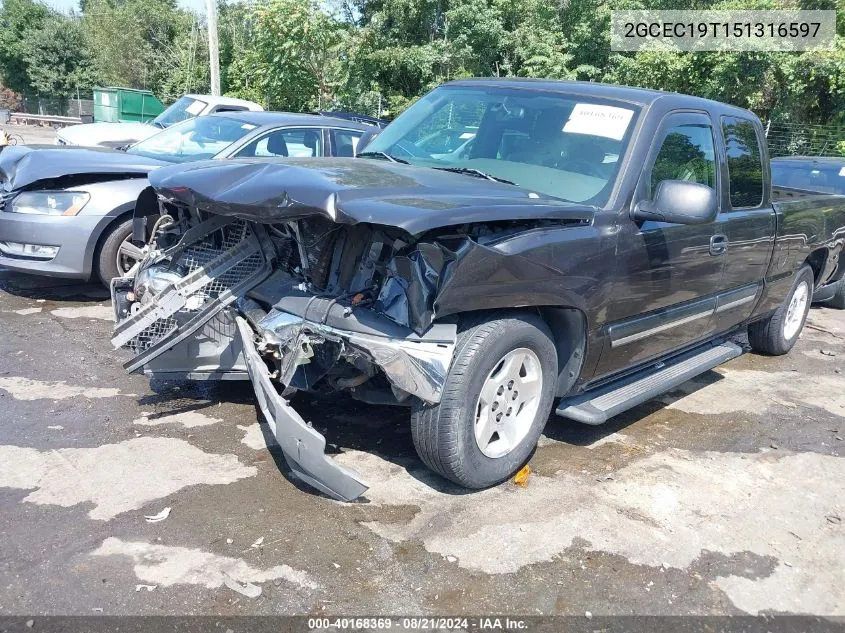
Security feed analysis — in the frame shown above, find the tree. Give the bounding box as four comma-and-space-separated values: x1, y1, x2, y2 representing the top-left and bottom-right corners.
21, 14, 99, 98
80, 0, 207, 103
226, 0, 347, 111
0, 0, 51, 94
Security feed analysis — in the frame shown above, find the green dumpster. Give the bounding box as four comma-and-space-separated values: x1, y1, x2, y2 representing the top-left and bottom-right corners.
92, 87, 165, 123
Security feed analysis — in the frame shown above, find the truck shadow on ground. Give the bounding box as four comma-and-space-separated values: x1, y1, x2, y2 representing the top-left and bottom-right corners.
138, 378, 263, 419
253, 370, 725, 501
541, 369, 724, 446
0, 268, 109, 302
135, 361, 725, 500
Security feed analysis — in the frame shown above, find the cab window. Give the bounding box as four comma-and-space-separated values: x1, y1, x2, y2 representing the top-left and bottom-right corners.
722, 116, 764, 208
649, 123, 717, 197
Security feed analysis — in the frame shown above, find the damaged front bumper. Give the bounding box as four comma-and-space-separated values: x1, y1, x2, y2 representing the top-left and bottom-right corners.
236, 306, 455, 500
256, 303, 456, 405
110, 217, 456, 501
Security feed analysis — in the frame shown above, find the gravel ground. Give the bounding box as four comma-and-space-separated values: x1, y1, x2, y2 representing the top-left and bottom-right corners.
2, 123, 58, 145
0, 268, 843, 618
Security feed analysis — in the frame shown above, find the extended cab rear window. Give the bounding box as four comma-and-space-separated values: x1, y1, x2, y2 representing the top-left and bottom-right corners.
721, 116, 764, 208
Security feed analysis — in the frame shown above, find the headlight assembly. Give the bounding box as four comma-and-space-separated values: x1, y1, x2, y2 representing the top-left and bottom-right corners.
9, 191, 90, 216
133, 263, 185, 303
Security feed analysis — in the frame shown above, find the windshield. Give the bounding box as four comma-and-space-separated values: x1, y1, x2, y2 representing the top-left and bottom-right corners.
127, 115, 256, 163
151, 96, 208, 128
365, 85, 639, 204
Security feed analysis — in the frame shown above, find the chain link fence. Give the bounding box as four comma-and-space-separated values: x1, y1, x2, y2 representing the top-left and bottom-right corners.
765, 121, 845, 158
18, 94, 94, 119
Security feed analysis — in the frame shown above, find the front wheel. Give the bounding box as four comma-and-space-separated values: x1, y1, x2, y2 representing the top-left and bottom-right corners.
411, 312, 558, 489
94, 217, 145, 286
749, 265, 814, 355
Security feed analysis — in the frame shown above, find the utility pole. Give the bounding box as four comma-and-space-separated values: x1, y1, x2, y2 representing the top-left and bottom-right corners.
205, 0, 221, 96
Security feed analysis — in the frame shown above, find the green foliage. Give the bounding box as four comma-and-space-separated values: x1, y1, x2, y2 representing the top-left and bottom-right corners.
80, 0, 207, 103
225, 0, 347, 111
22, 13, 99, 98
0, 0, 53, 94
2, 0, 845, 126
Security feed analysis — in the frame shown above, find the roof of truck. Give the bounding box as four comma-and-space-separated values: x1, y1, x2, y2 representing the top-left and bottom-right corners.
184, 94, 264, 110
207, 110, 373, 131
446, 78, 756, 117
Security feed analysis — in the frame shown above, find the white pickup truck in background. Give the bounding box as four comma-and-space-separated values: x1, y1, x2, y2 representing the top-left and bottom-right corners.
55, 94, 264, 148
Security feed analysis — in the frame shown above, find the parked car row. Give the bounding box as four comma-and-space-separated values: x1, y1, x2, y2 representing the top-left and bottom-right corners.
55, 94, 266, 149
1, 81, 844, 502
0, 111, 378, 283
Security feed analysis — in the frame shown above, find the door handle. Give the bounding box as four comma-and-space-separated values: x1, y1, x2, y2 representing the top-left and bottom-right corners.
710, 234, 728, 256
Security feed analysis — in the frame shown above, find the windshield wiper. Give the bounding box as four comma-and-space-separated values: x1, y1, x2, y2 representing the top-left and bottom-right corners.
433, 167, 516, 185
357, 151, 409, 164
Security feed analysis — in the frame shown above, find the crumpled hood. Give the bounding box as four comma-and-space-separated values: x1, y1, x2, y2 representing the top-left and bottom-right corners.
56, 121, 159, 147
149, 157, 593, 235
0, 145, 166, 190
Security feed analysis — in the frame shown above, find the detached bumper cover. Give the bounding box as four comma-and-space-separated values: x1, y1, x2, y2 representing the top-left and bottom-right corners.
235, 316, 368, 502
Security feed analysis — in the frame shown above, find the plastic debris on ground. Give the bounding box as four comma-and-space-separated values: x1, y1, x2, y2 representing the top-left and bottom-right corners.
144, 507, 171, 523
513, 465, 531, 487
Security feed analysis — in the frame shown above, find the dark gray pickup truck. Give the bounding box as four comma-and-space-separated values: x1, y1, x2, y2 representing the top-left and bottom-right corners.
110, 79, 845, 501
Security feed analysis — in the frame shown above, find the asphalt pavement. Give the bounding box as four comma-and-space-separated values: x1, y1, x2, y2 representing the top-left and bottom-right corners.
0, 268, 842, 617
1, 125, 843, 617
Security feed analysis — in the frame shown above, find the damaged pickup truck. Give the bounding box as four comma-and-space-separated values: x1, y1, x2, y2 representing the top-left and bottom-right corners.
110, 79, 845, 501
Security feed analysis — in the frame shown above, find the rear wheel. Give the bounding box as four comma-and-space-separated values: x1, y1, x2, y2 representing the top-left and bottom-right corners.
410, 312, 557, 489
95, 217, 145, 286
749, 265, 814, 355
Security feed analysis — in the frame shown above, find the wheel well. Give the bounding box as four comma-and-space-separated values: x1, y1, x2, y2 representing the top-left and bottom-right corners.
93, 209, 134, 251
90, 209, 134, 275
456, 306, 587, 397
805, 248, 829, 286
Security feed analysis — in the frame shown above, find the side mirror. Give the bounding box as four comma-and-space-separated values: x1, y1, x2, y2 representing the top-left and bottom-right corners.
632, 180, 717, 225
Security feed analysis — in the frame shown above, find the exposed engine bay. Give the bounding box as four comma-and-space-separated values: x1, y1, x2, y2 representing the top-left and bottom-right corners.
109, 149, 594, 501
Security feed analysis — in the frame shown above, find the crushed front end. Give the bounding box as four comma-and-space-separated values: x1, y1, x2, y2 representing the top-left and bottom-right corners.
110, 199, 458, 501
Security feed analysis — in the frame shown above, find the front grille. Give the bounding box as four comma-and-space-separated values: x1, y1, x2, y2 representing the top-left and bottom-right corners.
124, 315, 178, 355
113, 220, 270, 358
181, 221, 251, 274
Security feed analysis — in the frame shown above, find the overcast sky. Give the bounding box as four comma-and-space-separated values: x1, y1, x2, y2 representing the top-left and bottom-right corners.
43, 0, 208, 14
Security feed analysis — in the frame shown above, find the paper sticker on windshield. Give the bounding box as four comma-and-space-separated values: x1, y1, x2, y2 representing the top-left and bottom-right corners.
838, 166, 845, 177
185, 100, 205, 116
241, 123, 256, 130
563, 104, 634, 140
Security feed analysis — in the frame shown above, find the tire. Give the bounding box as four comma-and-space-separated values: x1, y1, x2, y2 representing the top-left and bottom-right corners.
94, 217, 140, 286
749, 265, 814, 355
410, 311, 558, 489
826, 277, 845, 309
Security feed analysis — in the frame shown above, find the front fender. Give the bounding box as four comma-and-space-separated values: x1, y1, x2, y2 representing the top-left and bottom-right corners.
80, 178, 150, 273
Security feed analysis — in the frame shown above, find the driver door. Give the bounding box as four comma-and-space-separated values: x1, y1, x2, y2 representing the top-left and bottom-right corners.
592, 112, 727, 379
